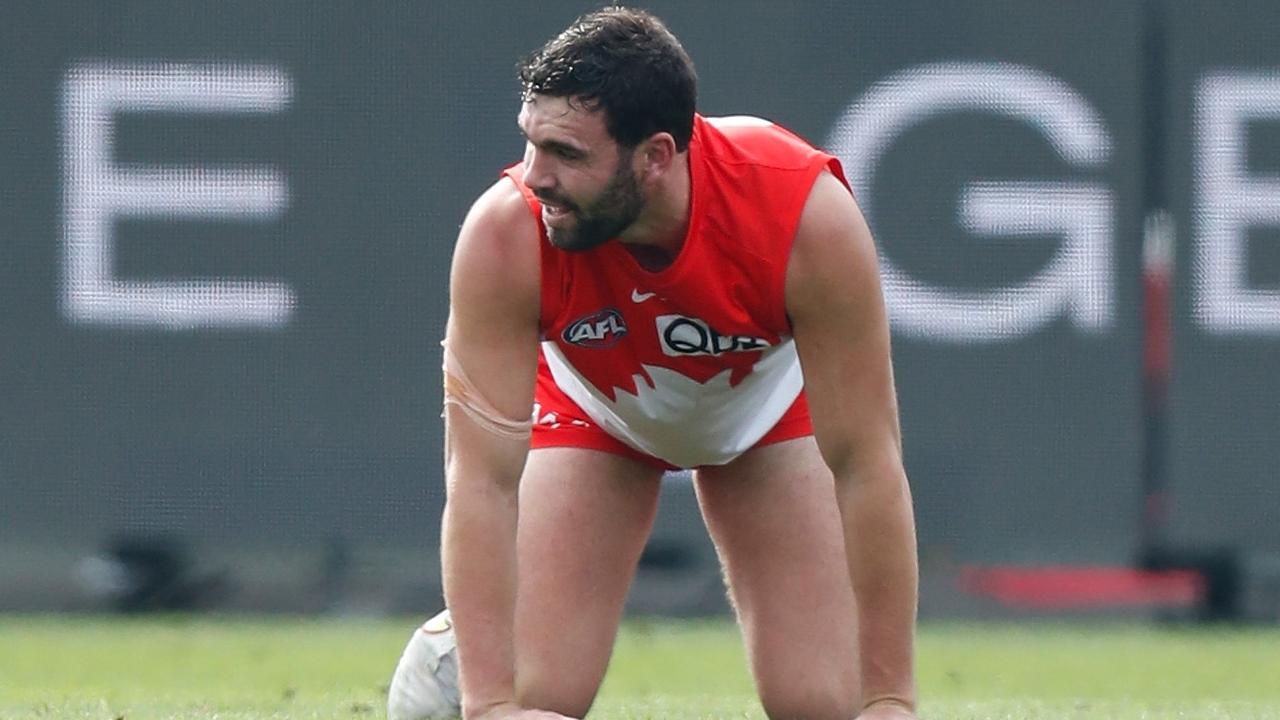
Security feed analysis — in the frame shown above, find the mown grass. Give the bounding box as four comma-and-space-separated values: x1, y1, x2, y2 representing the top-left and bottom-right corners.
1, 615, 1278, 718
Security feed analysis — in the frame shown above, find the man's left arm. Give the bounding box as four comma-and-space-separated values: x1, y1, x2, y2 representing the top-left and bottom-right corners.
786, 171, 919, 719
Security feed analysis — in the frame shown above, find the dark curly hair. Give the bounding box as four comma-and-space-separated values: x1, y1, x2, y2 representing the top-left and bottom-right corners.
518, 6, 697, 151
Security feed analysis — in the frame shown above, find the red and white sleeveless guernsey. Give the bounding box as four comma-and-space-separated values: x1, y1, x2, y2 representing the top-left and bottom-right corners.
502, 114, 850, 470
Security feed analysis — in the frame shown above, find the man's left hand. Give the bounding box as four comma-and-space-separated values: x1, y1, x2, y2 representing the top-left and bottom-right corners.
856, 698, 917, 719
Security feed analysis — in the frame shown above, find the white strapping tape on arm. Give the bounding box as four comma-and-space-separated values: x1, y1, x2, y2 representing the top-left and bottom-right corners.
440, 340, 533, 441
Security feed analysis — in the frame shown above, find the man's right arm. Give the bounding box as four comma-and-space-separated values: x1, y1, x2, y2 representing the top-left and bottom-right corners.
439, 180, 552, 719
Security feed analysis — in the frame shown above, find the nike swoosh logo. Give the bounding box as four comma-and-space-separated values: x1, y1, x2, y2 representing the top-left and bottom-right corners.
631, 289, 657, 303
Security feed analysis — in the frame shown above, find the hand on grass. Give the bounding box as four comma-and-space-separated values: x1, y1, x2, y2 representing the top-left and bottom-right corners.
857, 697, 917, 719
469, 701, 577, 720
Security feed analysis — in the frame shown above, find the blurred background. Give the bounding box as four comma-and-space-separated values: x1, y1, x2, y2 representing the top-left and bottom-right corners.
1, 0, 1277, 623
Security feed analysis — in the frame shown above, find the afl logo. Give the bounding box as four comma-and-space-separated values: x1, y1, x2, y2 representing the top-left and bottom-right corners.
563, 308, 628, 348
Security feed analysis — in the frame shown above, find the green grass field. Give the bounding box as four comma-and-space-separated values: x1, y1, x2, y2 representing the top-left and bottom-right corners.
2, 615, 1279, 719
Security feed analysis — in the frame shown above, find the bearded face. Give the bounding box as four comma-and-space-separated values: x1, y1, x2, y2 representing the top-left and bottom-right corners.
533, 147, 644, 252
518, 95, 651, 252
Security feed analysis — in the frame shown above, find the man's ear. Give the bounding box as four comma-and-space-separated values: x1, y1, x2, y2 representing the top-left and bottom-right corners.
638, 132, 678, 181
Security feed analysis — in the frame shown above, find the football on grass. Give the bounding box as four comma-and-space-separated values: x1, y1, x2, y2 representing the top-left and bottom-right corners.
387, 610, 461, 720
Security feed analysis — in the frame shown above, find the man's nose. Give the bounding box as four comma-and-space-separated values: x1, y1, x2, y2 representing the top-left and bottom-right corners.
522, 147, 555, 192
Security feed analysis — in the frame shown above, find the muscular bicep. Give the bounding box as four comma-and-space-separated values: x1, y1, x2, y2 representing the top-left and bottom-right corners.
786, 172, 903, 480
444, 181, 542, 483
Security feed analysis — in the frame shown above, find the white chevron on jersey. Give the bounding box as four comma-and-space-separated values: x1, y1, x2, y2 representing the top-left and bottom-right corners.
541, 339, 804, 468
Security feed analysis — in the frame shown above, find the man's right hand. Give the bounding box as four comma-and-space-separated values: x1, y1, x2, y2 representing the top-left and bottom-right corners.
442, 179, 546, 720
469, 701, 578, 720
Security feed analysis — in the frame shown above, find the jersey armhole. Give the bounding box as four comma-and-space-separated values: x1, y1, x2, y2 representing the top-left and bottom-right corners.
775, 156, 850, 333
500, 165, 558, 337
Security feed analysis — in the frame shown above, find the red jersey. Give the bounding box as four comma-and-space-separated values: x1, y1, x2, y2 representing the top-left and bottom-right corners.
504, 114, 848, 468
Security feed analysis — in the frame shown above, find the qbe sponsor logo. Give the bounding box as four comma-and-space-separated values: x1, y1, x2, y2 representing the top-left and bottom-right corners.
656, 315, 771, 357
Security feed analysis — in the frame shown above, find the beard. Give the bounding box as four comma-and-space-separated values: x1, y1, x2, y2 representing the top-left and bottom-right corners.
539, 152, 644, 252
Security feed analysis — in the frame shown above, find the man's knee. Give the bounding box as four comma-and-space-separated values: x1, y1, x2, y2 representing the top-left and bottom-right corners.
756, 671, 859, 720
516, 670, 598, 718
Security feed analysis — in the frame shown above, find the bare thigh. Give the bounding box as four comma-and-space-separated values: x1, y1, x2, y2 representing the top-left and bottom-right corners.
695, 436, 860, 720
514, 447, 664, 717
